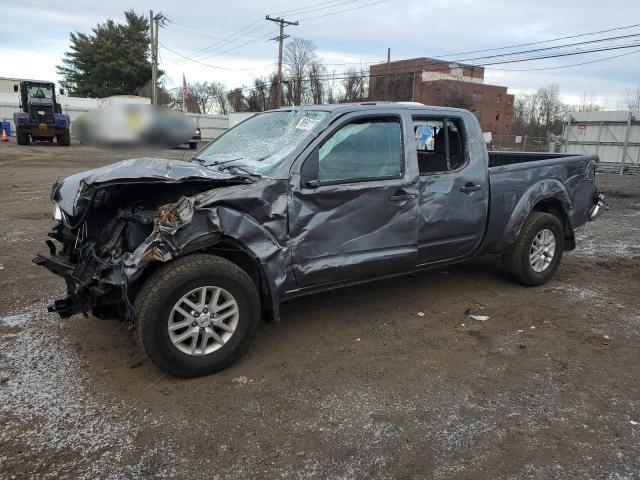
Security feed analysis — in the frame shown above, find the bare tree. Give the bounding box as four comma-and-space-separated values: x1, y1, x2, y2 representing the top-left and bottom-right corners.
538, 84, 566, 136
512, 83, 568, 137
308, 61, 327, 105
622, 82, 640, 110
342, 67, 367, 102
189, 82, 215, 114
283, 38, 318, 105
136, 80, 173, 107
208, 82, 231, 115
574, 90, 602, 112
246, 77, 273, 111
227, 88, 247, 113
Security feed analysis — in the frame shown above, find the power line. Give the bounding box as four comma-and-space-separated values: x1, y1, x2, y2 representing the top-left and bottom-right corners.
270, 0, 362, 15
165, 23, 275, 43
434, 22, 640, 58
297, 0, 390, 21
454, 33, 640, 64
177, 18, 267, 62
160, 42, 275, 71
487, 47, 640, 72
270, 0, 368, 17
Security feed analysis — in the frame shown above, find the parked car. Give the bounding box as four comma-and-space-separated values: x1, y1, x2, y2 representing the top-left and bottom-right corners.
35, 103, 604, 377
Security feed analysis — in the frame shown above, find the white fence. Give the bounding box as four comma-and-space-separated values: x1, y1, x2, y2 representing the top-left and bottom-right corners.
563, 110, 640, 174
0, 101, 229, 141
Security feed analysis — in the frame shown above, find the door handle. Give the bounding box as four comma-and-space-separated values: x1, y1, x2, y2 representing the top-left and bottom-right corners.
389, 191, 416, 202
460, 183, 482, 194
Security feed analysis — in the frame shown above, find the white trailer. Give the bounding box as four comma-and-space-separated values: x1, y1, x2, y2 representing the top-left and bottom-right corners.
563, 110, 640, 174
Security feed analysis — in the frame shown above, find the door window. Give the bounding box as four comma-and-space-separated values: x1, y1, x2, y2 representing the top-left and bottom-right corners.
413, 118, 466, 174
317, 117, 403, 183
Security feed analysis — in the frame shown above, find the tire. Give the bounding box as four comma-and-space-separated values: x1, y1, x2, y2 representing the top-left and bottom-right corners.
16, 131, 30, 145
134, 254, 260, 378
189, 142, 198, 150
58, 132, 71, 146
504, 211, 564, 286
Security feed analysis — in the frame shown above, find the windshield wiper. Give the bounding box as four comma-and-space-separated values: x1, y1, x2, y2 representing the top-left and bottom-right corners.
217, 163, 260, 179
192, 157, 260, 179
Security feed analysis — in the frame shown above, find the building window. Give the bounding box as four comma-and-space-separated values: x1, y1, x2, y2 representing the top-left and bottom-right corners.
495, 112, 500, 121
497, 94, 502, 104
506, 112, 511, 120
507, 98, 512, 105
472, 92, 482, 102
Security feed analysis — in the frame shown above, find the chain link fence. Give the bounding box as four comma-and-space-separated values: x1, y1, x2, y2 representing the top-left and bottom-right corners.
489, 134, 560, 153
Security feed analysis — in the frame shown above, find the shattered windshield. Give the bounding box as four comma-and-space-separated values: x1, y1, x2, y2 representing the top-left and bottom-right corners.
195, 110, 328, 174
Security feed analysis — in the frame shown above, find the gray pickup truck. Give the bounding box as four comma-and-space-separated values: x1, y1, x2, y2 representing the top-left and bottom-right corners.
35, 103, 604, 377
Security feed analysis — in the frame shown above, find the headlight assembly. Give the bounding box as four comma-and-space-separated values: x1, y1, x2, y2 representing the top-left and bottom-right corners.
53, 203, 63, 221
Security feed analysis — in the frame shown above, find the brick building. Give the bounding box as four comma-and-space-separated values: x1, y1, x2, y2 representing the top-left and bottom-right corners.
368, 58, 514, 134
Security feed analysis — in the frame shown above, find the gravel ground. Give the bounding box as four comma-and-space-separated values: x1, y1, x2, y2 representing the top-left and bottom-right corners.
0, 140, 639, 479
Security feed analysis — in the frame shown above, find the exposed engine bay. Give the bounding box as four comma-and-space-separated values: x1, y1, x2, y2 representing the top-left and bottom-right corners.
34, 158, 250, 321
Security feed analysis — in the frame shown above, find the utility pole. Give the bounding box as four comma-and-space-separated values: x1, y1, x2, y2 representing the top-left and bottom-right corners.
150, 11, 164, 106
150, 10, 155, 105
385, 47, 391, 101
266, 15, 298, 109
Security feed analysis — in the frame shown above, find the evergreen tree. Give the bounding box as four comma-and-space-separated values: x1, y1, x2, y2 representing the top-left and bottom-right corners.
57, 10, 152, 97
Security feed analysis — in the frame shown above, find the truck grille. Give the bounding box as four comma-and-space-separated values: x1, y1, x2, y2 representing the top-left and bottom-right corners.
29, 105, 54, 124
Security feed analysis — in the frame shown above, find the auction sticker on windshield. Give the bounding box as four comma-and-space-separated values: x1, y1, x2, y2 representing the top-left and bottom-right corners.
296, 117, 320, 131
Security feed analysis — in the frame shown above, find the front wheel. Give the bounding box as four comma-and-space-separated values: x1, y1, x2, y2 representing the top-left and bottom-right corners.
16, 131, 30, 145
189, 142, 198, 150
504, 211, 564, 286
134, 254, 260, 378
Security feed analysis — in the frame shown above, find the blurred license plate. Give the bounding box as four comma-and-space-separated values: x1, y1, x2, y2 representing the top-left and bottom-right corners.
39, 123, 47, 130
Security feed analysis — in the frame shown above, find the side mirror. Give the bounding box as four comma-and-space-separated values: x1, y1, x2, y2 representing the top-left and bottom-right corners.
13, 85, 18, 93
300, 149, 320, 188
59, 88, 65, 96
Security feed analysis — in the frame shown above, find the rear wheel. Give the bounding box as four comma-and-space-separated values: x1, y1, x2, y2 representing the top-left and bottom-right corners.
504, 211, 564, 286
16, 131, 30, 145
134, 254, 260, 378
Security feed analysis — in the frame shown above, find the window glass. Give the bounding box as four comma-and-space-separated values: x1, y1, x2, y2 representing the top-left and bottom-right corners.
413, 118, 466, 174
196, 110, 328, 174
27, 85, 53, 99
318, 118, 402, 183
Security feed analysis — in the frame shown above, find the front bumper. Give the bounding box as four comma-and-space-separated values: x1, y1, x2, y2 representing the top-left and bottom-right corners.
19, 124, 68, 136
33, 246, 126, 318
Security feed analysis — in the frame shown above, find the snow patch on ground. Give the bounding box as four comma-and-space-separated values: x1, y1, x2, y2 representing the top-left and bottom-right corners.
0, 300, 175, 479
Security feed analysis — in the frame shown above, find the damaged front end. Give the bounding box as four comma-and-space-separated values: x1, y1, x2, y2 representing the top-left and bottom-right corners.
33, 157, 247, 321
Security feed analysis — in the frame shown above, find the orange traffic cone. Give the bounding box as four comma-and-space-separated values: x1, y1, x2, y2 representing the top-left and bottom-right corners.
1, 129, 8, 143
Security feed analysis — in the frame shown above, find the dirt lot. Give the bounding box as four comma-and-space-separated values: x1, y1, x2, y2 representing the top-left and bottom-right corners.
1, 139, 639, 479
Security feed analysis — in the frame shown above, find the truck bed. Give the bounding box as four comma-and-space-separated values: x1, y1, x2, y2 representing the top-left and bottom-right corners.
488, 151, 579, 168
480, 152, 599, 255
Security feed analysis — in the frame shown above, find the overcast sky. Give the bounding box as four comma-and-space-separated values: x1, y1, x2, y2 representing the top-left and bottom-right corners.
2, 0, 640, 108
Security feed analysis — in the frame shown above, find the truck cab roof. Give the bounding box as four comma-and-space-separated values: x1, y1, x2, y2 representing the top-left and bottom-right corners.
268, 102, 472, 116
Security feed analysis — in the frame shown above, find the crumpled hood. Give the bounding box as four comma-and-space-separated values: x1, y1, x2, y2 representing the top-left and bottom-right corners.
53, 157, 235, 215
